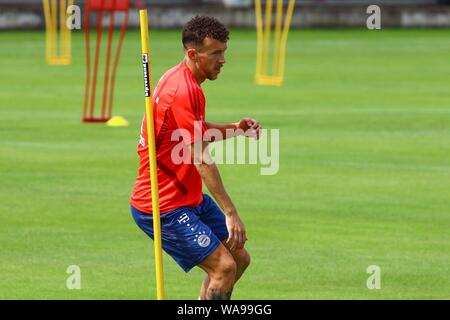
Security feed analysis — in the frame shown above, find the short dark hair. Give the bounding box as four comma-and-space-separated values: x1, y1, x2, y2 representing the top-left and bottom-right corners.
182, 16, 229, 49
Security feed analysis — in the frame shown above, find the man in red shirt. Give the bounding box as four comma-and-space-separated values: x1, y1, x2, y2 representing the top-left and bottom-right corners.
131, 16, 261, 300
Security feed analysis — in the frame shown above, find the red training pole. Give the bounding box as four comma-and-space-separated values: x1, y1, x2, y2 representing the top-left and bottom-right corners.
101, 0, 116, 120
83, 5, 91, 121
107, 8, 128, 119
89, 0, 105, 120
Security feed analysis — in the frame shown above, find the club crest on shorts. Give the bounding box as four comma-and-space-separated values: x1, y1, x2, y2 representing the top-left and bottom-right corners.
197, 234, 211, 248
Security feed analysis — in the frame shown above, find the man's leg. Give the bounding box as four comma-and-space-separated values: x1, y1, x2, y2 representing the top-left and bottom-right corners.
198, 243, 237, 300
199, 276, 210, 300
195, 194, 250, 299
223, 241, 251, 282
199, 243, 250, 299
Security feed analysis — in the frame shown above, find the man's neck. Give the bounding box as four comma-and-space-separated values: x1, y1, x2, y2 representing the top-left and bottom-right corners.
183, 58, 205, 84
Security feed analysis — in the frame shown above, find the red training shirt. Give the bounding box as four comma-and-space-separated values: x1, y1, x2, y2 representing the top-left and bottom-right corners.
130, 63, 208, 214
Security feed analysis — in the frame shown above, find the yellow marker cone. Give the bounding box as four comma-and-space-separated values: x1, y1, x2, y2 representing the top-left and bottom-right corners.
106, 116, 129, 127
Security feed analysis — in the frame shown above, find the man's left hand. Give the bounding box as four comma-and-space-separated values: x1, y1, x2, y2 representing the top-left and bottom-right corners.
236, 118, 261, 140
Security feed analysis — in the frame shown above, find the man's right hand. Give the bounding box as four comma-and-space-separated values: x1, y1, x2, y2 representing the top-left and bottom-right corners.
225, 211, 247, 251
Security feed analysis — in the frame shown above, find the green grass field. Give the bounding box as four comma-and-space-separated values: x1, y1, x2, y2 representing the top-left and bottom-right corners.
1, 28, 450, 299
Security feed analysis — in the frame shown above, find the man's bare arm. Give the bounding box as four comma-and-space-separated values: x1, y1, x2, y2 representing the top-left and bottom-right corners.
189, 141, 247, 250
205, 122, 238, 141
206, 118, 261, 141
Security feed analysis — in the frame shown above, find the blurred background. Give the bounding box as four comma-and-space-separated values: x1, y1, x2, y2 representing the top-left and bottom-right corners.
1, 0, 450, 30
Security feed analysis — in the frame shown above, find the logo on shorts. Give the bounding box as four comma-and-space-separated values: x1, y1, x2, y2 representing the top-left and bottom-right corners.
197, 234, 211, 248
177, 213, 190, 224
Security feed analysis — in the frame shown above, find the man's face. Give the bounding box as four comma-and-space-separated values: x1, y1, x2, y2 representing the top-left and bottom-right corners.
194, 37, 227, 81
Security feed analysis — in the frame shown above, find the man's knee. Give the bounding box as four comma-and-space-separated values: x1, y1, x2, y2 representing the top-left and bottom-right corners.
212, 255, 237, 281
243, 251, 251, 268
236, 250, 251, 272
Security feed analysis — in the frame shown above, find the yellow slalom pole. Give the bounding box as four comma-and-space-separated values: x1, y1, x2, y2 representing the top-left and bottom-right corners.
59, 0, 72, 64
59, 0, 66, 63
262, 0, 272, 77
139, 9, 165, 301
272, 0, 283, 78
51, 0, 57, 61
278, 0, 295, 82
254, 0, 264, 82
43, 0, 51, 64
66, 0, 74, 64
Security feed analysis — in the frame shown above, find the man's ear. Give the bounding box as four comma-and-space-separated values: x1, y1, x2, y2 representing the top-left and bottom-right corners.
186, 48, 197, 62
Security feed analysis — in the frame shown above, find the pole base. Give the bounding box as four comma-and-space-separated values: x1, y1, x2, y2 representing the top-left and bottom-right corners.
255, 75, 284, 86
82, 117, 110, 123
46, 57, 72, 65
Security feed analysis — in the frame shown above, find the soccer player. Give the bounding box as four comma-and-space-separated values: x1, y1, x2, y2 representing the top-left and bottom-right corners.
130, 16, 261, 300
